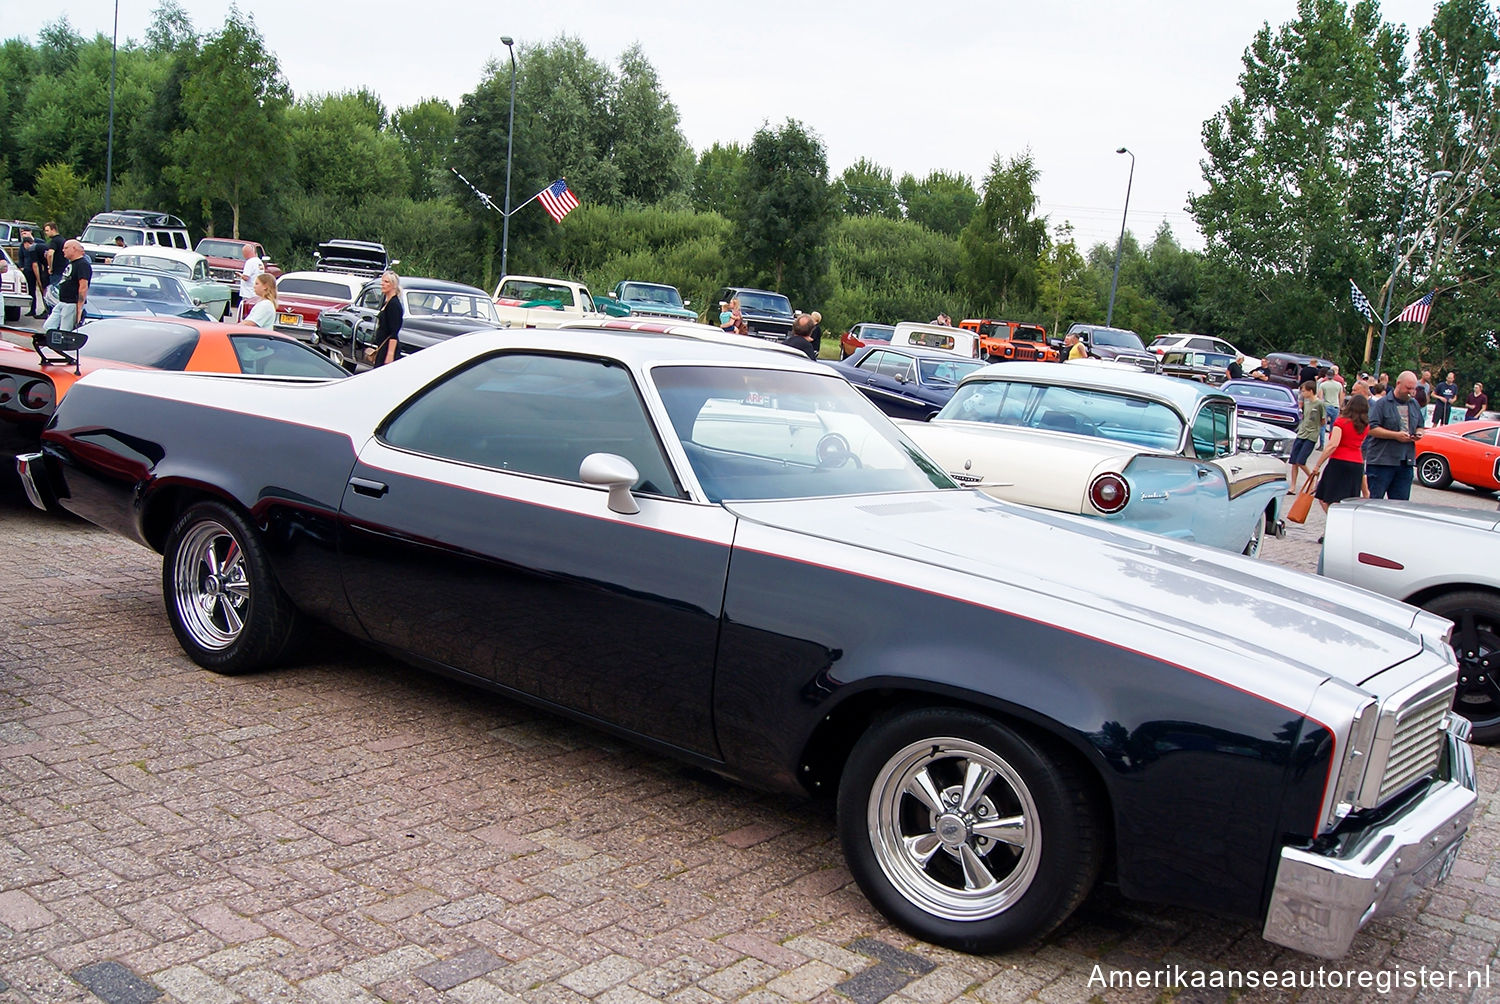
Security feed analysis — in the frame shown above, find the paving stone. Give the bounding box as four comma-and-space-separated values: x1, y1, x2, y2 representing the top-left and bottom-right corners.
850, 939, 938, 976
0, 889, 56, 931
70, 961, 162, 1004
835, 963, 912, 1004
415, 946, 508, 991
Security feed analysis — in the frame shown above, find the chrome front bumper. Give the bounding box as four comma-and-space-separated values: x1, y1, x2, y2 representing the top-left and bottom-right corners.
15, 450, 53, 511
1262, 716, 1476, 958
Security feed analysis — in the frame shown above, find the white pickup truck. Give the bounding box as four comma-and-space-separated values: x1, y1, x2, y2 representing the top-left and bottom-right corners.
491, 275, 609, 328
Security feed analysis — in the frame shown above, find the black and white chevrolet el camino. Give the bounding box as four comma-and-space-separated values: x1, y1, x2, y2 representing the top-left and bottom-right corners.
16, 328, 1476, 958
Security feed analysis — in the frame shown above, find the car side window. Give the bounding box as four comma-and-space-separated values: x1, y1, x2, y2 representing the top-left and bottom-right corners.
359, 285, 383, 310
1192, 402, 1234, 459
1464, 427, 1499, 446
876, 353, 915, 381
380, 353, 683, 498
855, 350, 885, 372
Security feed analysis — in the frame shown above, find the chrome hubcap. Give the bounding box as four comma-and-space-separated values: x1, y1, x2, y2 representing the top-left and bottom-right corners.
173, 520, 249, 650
868, 737, 1040, 921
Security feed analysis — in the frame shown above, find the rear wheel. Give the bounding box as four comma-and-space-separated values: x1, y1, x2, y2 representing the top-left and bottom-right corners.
162, 501, 300, 674
838, 708, 1104, 953
1423, 591, 1500, 744
1418, 454, 1453, 489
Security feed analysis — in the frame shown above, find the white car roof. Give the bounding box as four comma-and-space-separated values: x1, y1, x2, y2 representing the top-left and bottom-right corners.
110, 246, 206, 268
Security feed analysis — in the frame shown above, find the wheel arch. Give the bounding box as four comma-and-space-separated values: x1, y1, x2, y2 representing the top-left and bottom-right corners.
140, 479, 249, 553
1404, 580, 1500, 613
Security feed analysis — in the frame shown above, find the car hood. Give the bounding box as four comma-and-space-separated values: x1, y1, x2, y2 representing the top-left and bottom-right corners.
726, 490, 1427, 688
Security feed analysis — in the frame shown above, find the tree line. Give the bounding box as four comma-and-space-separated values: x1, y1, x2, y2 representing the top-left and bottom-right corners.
0, 0, 1494, 385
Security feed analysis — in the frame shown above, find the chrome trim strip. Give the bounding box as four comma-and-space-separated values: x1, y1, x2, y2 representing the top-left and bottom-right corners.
1263, 717, 1476, 958
14, 451, 50, 511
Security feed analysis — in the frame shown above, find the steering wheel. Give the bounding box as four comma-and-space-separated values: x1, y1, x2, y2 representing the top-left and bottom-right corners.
816, 433, 860, 469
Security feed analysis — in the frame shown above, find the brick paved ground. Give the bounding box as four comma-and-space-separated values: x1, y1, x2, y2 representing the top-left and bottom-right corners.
2, 423, 1499, 1002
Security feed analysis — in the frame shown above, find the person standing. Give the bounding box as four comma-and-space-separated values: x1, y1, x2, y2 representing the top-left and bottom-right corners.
1063, 333, 1087, 360
809, 310, 824, 356
369, 270, 403, 367
238, 243, 265, 317
244, 273, 280, 328
1312, 393, 1370, 513
1433, 372, 1458, 425
19, 231, 45, 316
1466, 382, 1488, 421
40, 239, 91, 339
1316, 367, 1343, 447
1287, 380, 1326, 494
1363, 370, 1425, 500
780, 314, 818, 361
1226, 354, 1245, 381
43, 222, 67, 293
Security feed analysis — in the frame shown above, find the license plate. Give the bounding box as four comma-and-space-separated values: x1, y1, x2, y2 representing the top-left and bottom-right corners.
279, 313, 301, 326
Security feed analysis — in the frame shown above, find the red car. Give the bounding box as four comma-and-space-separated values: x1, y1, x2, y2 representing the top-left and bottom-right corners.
1417, 419, 1500, 492
194, 238, 283, 299
839, 321, 894, 359
269, 271, 369, 341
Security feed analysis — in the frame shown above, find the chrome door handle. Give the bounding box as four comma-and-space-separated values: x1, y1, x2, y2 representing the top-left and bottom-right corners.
349, 477, 388, 498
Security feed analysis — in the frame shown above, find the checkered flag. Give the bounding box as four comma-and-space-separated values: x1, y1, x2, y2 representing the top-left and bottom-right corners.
1349, 279, 1375, 323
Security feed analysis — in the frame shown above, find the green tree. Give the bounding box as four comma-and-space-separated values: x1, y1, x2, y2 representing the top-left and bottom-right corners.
609, 44, 692, 206
393, 98, 457, 201
731, 119, 837, 306
167, 10, 290, 237
959, 152, 1049, 311
897, 170, 978, 236
837, 158, 901, 218
1036, 223, 1096, 335
286, 91, 410, 208
691, 142, 744, 216
31, 161, 88, 233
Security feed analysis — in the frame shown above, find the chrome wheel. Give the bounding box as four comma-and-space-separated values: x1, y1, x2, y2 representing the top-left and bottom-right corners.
867, 737, 1041, 921
171, 519, 250, 651
1243, 512, 1266, 558
1418, 454, 1452, 489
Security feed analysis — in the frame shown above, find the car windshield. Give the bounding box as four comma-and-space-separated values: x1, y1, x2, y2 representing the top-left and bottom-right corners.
652, 365, 954, 502
196, 239, 246, 257
405, 290, 501, 323
229, 334, 348, 378
1225, 383, 1295, 403
919, 358, 985, 386
499, 280, 575, 306
860, 325, 894, 342
1091, 329, 1146, 350
81, 226, 144, 246
937, 379, 1185, 452
621, 284, 683, 306
112, 254, 191, 279
277, 277, 356, 299
735, 292, 793, 316
74, 319, 201, 369
91, 270, 193, 305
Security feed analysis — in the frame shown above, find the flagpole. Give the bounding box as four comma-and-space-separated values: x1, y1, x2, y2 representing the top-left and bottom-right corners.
451, 168, 548, 218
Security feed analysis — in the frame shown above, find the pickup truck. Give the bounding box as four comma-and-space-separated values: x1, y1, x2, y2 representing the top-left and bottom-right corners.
609, 280, 696, 321
194, 238, 283, 301
491, 275, 611, 328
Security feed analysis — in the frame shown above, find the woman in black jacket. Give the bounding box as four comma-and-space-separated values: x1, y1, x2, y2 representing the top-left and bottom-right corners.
371, 271, 404, 366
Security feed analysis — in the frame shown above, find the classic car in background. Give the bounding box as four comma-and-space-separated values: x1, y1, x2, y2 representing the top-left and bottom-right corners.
609, 280, 696, 321
272, 271, 369, 341
17, 328, 1475, 960
313, 239, 394, 277
901, 362, 1287, 555
959, 318, 1058, 363
1414, 419, 1500, 492
1150, 333, 1260, 371
316, 276, 503, 369
79, 264, 215, 321
112, 248, 232, 321
1237, 416, 1293, 459
1158, 348, 1234, 385
0, 219, 41, 267
492, 275, 610, 328
1321, 499, 1500, 743
824, 344, 986, 420
1221, 378, 1302, 429
0, 317, 345, 458
195, 237, 282, 300
711, 286, 796, 340
839, 322, 895, 360
1, 246, 24, 322
1261, 352, 1335, 388
888, 322, 982, 358
1064, 324, 1159, 372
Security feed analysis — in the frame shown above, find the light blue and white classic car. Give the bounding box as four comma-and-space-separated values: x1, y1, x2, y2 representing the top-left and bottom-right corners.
901, 361, 1288, 556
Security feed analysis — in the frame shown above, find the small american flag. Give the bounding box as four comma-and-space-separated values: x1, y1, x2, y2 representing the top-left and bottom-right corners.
538, 179, 579, 223
1395, 290, 1436, 324
1349, 279, 1375, 323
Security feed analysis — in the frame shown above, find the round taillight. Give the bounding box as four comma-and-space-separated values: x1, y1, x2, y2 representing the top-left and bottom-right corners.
19, 379, 55, 412
1088, 472, 1130, 514
0, 373, 16, 406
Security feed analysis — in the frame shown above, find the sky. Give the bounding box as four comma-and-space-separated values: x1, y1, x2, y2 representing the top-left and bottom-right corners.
5, 0, 1450, 252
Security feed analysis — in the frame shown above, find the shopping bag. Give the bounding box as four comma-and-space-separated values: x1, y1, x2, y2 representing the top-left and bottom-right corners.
1286, 486, 1315, 524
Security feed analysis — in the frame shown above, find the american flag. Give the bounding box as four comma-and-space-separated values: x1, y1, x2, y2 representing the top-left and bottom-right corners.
1349, 279, 1375, 322
1395, 290, 1436, 324
538, 179, 579, 223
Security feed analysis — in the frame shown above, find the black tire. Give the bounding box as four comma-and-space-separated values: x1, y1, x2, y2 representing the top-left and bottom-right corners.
838, 708, 1104, 953
1417, 453, 1452, 490
1423, 591, 1500, 744
162, 501, 300, 674
3, 304, 19, 323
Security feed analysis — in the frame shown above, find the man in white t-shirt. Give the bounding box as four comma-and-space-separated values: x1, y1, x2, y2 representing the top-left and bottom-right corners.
238, 243, 264, 316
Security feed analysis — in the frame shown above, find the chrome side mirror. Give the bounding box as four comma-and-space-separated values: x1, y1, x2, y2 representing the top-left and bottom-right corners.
579, 453, 641, 515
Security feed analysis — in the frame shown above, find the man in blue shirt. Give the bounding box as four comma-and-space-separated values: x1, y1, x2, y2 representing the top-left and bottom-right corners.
1363, 371, 1424, 500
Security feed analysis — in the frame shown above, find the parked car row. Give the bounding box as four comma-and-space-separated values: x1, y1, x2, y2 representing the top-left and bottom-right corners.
14, 323, 1478, 964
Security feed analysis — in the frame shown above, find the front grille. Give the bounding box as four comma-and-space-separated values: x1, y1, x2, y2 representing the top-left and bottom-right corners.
209, 267, 238, 283
631, 308, 693, 321
1012, 346, 1038, 361
1378, 690, 1451, 802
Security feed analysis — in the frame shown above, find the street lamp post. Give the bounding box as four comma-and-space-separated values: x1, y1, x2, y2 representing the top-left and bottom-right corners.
1374, 168, 1453, 378
105, 0, 119, 210
499, 36, 517, 279
1106, 147, 1134, 329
